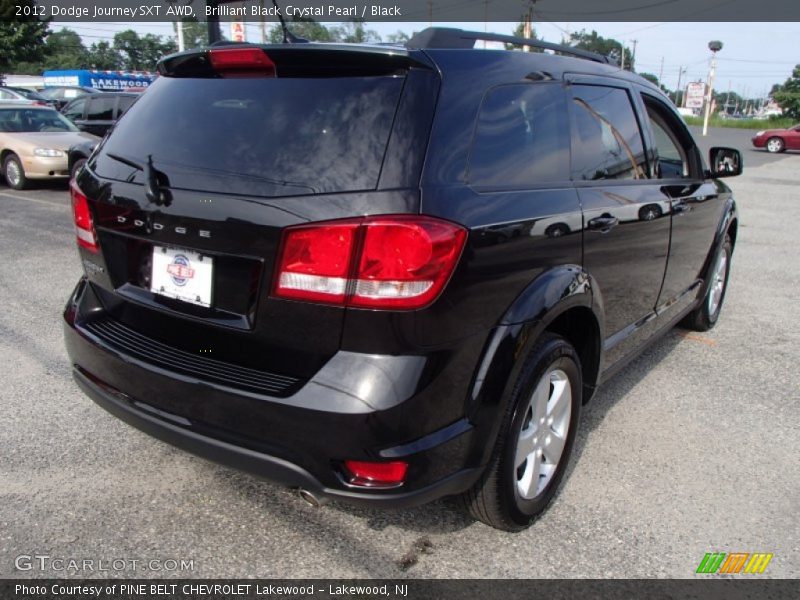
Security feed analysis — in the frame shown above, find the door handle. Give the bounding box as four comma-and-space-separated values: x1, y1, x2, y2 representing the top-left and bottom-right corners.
587, 215, 619, 232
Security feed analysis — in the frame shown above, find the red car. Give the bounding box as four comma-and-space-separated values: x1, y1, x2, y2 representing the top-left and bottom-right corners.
751, 123, 800, 153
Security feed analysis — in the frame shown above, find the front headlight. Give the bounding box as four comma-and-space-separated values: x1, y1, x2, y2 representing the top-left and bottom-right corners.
755, 131, 765, 137
33, 148, 64, 157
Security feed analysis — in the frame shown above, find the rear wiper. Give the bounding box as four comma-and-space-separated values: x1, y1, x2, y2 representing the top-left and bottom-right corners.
106, 152, 169, 206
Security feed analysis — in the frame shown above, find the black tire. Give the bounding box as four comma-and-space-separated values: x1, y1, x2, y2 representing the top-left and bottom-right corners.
3, 154, 28, 190
545, 223, 570, 238
459, 333, 582, 531
639, 203, 663, 222
71, 158, 87, 181
682, 235, 732, 332
766, 137, 785, 153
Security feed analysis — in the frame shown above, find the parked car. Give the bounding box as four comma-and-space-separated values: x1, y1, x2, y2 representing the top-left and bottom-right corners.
64, 29, 741, 531
67, 139, 98, 180
751, 124, 800, 153
61, 92, 139, 137
0, 103, 98, 189
37, 86, 97, 110
0, 86, 57, 107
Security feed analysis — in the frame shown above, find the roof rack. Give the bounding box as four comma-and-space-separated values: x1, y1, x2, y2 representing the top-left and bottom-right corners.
405, 27, 612, 65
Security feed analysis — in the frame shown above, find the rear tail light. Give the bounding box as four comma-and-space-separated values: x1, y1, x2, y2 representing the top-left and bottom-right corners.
343, 460, 408, 487
208, 48, 276, 77
70, 180, 98, 253
274, 216, 466, 310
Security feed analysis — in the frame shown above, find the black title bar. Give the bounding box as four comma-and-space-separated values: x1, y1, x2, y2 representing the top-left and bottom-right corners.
6, 0, 800, 23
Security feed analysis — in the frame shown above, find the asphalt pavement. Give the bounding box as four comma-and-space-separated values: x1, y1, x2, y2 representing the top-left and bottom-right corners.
0, 132, 797, 579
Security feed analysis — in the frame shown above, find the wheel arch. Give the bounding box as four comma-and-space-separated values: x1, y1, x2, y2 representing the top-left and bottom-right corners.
463, 265, 604, 469
0, 148, 16, 164
696, 197, 738, 301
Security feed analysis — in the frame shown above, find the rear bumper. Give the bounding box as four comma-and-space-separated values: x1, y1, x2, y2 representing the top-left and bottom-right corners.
63, 278, 486, 508
73, 367, 476, 507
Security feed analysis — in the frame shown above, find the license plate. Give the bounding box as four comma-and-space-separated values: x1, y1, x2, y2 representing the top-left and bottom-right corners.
150, 246, 213, 307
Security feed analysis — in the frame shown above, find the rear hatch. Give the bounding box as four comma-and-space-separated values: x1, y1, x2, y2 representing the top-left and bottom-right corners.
76, 44, 439, 388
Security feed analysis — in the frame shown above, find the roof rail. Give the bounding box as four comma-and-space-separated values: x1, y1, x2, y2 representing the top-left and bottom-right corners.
405, 27, 612, 65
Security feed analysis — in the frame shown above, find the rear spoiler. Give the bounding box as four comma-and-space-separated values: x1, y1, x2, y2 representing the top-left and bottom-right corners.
158, 44, 435, 78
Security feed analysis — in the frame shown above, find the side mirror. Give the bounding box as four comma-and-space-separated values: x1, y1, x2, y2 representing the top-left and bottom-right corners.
709, 147, 743, 178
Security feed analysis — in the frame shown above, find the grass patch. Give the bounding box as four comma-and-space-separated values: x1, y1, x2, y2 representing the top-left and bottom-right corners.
684, 116, 796, 130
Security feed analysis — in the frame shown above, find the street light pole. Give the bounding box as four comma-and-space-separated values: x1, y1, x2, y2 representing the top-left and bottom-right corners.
702, 40, 723, 137
207, 0, 221, 44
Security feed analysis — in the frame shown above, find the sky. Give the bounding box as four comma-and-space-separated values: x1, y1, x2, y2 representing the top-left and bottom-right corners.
59, 20, 800, 98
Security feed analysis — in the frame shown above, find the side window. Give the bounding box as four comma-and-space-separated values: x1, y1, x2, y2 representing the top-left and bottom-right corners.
643, 97, 691, 179
62, 98, 86, 121
468, 83, 570, 189
0, 89, 14, 100
86, 97, 115, 121
117, 96, 137, 117
570, 85, 647, 181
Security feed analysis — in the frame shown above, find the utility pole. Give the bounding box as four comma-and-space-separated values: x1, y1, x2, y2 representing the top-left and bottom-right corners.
724, 81, 731, 115
522, 1, 534, 51
631, 39, 638, 69
658, 56, 664, 87
167, 2, 185, 51
702, 40, 723, 136
259, 0, 267, 43
207, 0, 221, 44
177, 20, 185, 51
428, 0, 433, 27
675, 66, 687, 107
620, 41, 626, 70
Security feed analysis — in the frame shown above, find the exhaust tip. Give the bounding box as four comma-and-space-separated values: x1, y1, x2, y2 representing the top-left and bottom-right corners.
297, 488, 325, 508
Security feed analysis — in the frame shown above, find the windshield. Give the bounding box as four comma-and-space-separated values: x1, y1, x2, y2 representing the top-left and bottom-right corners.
0, 108, 79, 133
9, 88, 47, 101
95, 75, 404, 197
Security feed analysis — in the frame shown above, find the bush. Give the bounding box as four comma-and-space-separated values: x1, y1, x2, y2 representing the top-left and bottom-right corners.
683, 116, 796, 130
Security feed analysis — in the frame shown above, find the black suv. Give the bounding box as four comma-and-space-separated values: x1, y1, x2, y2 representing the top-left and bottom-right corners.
64, 28, 740, 531
61, 92, 139, 137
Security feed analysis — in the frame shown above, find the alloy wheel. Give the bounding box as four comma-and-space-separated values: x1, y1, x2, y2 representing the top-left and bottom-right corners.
514, 367, 572, 500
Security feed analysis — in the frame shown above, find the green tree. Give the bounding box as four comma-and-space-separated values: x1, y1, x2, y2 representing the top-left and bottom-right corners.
268, 18, 336, 43
114, 30, 175, 71
175, 19, 208, 50
88, 41, 122, 70
639, 72, 671, 95
385, 30, 410, 44
42, 28, 89, 70
569, 29, 634, 71
332, 20, 380, 44
772, 65, 800, 120
0, 0, 49, 75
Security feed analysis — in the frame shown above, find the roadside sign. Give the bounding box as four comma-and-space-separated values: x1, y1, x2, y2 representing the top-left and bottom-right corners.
230, 22, 246, 42
685, 82, 706, 109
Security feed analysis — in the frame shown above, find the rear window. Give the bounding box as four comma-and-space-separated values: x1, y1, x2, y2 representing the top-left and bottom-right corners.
96, 76, 404, 197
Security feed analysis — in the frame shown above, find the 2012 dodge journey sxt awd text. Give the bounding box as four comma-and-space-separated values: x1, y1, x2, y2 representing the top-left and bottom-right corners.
64, 28, 741, 530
